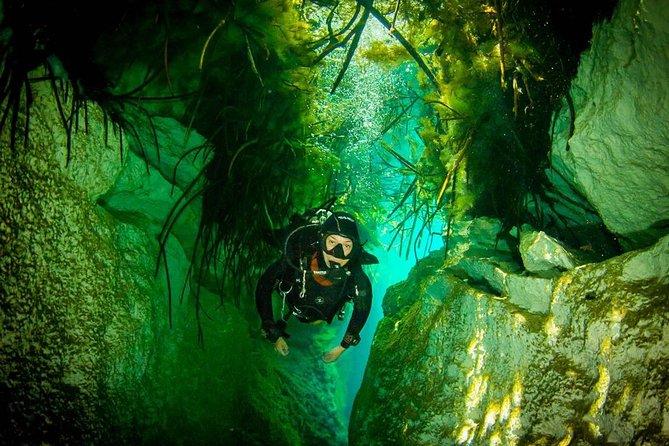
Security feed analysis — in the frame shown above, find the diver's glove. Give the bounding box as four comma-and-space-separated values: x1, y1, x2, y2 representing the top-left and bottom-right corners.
340, 333, 360, 348
261, 320, 290, 343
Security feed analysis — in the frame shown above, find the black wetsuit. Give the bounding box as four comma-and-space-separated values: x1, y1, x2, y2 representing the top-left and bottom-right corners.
255, 249, 372, 348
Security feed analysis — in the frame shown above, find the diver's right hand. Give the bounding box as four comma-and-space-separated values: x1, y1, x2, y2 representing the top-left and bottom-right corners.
261, 320, 290, 343
274, 337, 289, 356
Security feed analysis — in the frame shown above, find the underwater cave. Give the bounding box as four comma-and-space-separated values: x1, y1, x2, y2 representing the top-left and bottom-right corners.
1, 0, 668, 444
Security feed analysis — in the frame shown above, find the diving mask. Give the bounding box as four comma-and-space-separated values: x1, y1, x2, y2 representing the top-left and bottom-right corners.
321, 234, 355, 260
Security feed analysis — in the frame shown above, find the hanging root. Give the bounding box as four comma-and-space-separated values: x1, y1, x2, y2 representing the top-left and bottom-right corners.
0, 63, 31, 154
330, 7, 370, 94
245, 34, 264, 87
311, 4, 361, 57
493, 0, 507, 91
199, 18, 227, 70
435, 144, 467, 207
356, 0, 440, 92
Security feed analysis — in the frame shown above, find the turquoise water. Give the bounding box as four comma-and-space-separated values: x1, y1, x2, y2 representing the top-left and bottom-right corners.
313, 19, 447, 426
1, 1, 624, 443
337, 231, 443, 424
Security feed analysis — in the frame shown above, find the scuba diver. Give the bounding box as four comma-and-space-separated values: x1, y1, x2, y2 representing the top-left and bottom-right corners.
255, 209, 378, 363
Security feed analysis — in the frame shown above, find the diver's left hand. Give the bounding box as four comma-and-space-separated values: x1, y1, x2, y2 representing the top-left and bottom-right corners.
322, 345, 346, 363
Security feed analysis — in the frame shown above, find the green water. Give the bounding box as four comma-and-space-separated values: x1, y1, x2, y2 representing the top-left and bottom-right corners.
0, 0, 620, 444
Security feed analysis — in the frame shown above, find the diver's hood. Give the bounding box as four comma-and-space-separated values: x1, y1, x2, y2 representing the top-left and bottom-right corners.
320, 213, 379, 265
320, 212, 360, 242
359, 249, 379, 265
319, 211, 365, 261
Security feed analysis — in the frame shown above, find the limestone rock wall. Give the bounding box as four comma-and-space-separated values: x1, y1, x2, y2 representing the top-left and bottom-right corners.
351, 0, 669, 444
350, 234, 669, 445
547, 0, 669, 251
0, 80, 155, 444
0, 75, 349, 445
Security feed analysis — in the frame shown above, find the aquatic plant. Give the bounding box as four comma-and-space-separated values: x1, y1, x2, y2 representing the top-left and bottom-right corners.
155, 0, 335, 341
0, 2, 101, 155
0, 1, 191, 165
1, 0, 619, 339
0, 0, 326, 340
335, 0, 619, 251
